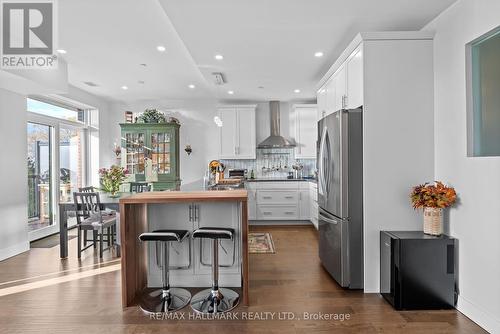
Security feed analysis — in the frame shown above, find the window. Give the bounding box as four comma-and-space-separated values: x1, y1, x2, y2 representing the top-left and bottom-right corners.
27, 98, 84, 123
467, 26, 500, 157
27, 97, 99, 240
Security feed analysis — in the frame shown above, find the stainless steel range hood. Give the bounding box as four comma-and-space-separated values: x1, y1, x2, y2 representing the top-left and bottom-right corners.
257, 101, 296, 148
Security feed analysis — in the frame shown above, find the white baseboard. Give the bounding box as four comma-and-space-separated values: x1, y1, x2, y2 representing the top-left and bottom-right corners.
457, 295, 500, 334
0, 241, 29, 262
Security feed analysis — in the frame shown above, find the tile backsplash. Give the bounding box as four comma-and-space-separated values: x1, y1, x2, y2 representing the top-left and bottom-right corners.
220, 148, 316, 179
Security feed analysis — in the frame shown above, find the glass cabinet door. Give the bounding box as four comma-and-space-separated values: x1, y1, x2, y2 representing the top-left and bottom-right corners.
150, 131, 172, 175
124, 132, 146, 175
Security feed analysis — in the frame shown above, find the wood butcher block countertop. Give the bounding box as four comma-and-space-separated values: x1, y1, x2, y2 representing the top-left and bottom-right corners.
119, 189, 248, 204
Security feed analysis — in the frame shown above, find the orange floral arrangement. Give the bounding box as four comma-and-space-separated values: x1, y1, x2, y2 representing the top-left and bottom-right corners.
410, 181, 457, 209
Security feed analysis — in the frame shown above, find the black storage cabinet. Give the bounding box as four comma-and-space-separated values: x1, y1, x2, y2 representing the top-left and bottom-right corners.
380, 231, 456, 310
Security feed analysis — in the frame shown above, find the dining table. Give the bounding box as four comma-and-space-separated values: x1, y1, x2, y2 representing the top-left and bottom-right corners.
58, 192, 131, 259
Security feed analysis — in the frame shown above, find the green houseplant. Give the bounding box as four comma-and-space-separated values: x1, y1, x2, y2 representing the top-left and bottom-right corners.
136, 108, 166, 123
410, 181, 457, 235
99, 165, 129, 197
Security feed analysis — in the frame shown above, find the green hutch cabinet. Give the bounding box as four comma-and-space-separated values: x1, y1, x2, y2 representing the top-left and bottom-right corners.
120, 122, 180, 191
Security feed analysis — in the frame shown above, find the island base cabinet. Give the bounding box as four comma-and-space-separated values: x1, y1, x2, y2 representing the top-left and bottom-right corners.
146, 202, 241, 288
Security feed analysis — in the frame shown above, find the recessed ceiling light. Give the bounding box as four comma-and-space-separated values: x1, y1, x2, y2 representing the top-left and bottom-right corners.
314, 51, 324, 57
294, 89, 301, 93
258, 86, 264, 89
138, 80, 145, 84
215, 54, 224, 60
227, 90, 234, 95
140, 63, 147, 67
121, 86, 128, 90
56, 49, 67, 54
188, 84, 195, 89
157, 45, 166, 52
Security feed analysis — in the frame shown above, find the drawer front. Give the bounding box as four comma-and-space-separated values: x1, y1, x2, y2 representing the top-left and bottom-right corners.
255, 182, 299, 190
257, 190, 298, 204
299, 181, 311, 190
257, 205, 299, 220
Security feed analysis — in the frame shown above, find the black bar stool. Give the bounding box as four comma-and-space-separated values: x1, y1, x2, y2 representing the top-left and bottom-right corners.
138, 230, 191, 313
190, 227, 239, 314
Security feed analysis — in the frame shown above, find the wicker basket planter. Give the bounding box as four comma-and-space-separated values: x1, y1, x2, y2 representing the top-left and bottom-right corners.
423, 207, 443, 236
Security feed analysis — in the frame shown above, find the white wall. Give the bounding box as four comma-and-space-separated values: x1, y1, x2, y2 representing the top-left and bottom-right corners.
423, 1, 500, 332
60, 85, 112, 186
0, 89, 29, 261
362, 38, 435, 293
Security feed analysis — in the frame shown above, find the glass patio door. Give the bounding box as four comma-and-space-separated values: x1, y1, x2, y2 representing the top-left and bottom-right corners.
59, 125, 85, 206
27, 122, 55, 238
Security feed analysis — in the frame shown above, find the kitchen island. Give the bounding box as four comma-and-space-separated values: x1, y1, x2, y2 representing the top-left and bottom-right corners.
119, 184, 248, 309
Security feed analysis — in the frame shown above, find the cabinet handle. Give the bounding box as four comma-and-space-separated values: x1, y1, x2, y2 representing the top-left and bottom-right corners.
234, 147, 237, 155
263, 212, 272, 215
194, 205, 199, 222
285, 196, 294, 199
189, 204, 193, 222
285, 211, 295, 215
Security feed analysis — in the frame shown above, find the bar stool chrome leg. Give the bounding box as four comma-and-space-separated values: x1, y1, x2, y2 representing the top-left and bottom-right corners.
190, 238, 239, 314
139, 240, 191, 314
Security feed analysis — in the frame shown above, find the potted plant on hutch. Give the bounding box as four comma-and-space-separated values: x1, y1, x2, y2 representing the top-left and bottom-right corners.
410, 181, 457, 236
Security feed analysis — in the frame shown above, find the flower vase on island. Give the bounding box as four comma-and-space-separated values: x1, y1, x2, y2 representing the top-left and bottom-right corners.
99, 165, 129, 197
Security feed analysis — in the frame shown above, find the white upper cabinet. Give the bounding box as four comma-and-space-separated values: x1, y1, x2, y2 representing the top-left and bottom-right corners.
219, 107, 238, 158
317, 86, 327, 119
294, 104, 318, 159
317, 45, 364, 115
218, 105, 256, 159
236, 107, 257, 159
346, 46, 363, 109
334, 65, 347, 110
325, 77, 336, 117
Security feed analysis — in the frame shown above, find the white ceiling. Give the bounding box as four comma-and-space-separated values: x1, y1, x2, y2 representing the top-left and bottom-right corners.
59, 0, 456, 103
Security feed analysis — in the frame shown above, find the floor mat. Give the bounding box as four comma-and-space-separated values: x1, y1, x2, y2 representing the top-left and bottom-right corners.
249, 232, 275, 253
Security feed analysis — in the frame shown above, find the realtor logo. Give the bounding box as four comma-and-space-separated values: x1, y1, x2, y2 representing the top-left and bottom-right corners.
1, 0, 57, 69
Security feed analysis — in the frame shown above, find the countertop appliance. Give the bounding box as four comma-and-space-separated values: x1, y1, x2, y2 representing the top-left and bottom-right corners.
228, 169, 247, 178
317, 108, 363, 289
380, 231, 456, 310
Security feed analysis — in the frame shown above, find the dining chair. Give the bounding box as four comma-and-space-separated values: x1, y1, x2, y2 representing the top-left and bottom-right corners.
78, 186, 103, 246
73, 192, 117, 259
130, 182, 151, 193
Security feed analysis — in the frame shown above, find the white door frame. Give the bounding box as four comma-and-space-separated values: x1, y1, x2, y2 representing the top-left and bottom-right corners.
27, 112, 88, 241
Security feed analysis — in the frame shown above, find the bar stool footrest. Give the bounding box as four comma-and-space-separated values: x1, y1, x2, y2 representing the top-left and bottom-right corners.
139, 287, 191, 314
190, 287, 239, 314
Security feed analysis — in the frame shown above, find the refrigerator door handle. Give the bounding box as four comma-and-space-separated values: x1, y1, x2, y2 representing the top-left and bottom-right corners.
319, 207, 343, 224
319, 212, 339, 225
318, 126, 328, 196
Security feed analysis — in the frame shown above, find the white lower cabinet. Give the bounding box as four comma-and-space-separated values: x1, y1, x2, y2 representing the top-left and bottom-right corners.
146, 202, 241, 288
195, 202, 240, 278
251, 181, 316, 222
257, 205, 298, 220
246, 182, 257, 220
309, 182, 318, 229
299, 189, 310, 220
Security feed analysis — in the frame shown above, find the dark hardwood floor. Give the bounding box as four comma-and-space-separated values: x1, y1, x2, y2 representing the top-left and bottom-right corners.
0, 225, 485, 333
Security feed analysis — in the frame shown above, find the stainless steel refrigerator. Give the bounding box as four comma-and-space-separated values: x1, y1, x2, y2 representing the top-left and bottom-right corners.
317, 108, 363, 289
